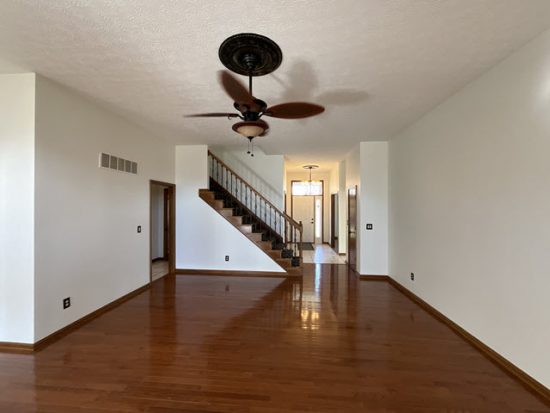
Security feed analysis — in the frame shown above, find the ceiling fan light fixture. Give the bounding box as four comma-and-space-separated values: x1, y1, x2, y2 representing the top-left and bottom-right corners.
232, 120, 268, 138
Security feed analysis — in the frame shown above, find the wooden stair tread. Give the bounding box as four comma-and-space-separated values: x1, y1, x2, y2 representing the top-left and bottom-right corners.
275, 258, 293, 268
228, 216, 243, 225
218, 208, 234, 217
285, 267, 302, 276
238, 224, 253, 234
256, 241, 273, 250
246, 232, 264, 242
266, 250, 282, 259
206, 199, 224, 209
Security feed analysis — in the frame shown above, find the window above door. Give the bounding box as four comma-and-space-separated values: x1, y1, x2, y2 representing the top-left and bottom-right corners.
291, 180, 323, 196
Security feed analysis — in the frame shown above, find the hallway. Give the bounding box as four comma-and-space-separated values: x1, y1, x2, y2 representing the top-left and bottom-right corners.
302, 244, 346, 264
0, 264, 546, 412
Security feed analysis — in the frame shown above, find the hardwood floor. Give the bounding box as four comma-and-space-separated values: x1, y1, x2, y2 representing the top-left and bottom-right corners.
0, 264, 547, 412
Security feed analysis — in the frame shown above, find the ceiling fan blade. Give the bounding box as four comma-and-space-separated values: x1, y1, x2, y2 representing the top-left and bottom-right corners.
259, 119, 269, 135
264, 102, 325, 119
219, 70, 253, 103
184, 112, 240, 118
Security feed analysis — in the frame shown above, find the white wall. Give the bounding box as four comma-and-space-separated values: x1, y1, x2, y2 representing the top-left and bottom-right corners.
337, 160, 347, 254
0, 74, 35, 343
175, 145, 284, 273
210, 146, 285, 210
389, 29, 550, 388
151, 184, 164, 259
34, 76, 174, 341
359, 142, 388, 275
345, 145, 360, 190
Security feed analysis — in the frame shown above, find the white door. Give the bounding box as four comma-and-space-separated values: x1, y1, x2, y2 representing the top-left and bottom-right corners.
292, 196, 314, 243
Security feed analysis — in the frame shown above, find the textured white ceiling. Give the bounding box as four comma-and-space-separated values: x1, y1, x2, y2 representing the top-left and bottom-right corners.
1, 1, 550, 167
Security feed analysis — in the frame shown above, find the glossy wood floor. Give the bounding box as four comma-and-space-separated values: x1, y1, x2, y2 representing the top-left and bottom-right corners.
0, 264, 548, 412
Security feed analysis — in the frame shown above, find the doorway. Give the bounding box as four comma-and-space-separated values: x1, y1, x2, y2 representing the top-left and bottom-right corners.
347, 186, 357, 271
292, 195, 323, 244
291, 179, 324, 245
150, 180, 175, 283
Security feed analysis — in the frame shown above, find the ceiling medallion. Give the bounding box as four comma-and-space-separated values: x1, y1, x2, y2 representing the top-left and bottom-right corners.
302, 165, 319, 171
218, 33, 283, 77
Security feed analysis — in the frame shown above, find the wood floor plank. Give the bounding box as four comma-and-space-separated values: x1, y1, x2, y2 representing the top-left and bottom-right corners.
0, 264, 548, 412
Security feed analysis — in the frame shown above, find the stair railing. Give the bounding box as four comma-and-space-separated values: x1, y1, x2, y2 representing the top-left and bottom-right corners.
208, 151, 303, 261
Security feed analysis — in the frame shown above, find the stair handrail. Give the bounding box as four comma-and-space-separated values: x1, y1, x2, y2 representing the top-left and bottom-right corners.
208, 151, 302, 228
208, 150, 303, 260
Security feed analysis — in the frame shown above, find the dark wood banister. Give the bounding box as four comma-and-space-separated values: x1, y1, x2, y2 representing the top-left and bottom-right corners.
208, 151, 302, 230
208, 150, 303, 261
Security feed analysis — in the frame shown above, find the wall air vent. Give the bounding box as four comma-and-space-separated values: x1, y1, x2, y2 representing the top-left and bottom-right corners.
110, 155, 118, 169
100, 152, 110, 168
99, 153, 138, 175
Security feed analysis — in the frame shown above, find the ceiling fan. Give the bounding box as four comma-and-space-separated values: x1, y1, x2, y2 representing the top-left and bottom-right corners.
185, 33, 325, 153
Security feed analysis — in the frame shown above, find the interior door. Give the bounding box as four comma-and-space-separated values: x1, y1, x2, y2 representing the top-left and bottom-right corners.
292, 196, 314, 243
330, 193, 337, 249
163, 187, 172, 259
348, 186, 357, 271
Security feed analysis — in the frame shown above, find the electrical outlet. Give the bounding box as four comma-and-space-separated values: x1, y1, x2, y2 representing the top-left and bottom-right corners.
225, 255, 229, 262
137, 225, 142, 233
63, 297, 71, 309
410, 272, 415, 281
366, 223, 373, 230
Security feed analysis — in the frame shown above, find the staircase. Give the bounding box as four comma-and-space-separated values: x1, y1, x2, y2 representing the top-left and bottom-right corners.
199, 151, 303, 276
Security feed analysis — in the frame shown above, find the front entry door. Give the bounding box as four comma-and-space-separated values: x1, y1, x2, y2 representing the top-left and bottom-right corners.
348, 186, 357, 271
292, 196, 314, 243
